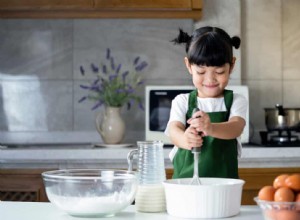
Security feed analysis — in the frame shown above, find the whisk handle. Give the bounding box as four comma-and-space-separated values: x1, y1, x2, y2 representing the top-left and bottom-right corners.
191, 107, 202, 153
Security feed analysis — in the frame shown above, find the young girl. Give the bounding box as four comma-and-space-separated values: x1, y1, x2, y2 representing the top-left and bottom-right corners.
165, 26, 248, 179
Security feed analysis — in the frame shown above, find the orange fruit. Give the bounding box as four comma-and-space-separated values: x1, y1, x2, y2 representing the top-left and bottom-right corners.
273, 174, 289, 189
258, 186, 276, 201
295, 192, 300, 202
285, 174, 300, 192
274, 187, 295, 202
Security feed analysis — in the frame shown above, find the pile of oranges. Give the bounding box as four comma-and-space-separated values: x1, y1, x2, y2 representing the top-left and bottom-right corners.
258, 173, 300, 202
257, 173, 300, 220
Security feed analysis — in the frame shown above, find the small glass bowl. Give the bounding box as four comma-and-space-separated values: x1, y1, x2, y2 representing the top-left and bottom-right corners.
254, 197, 300, 220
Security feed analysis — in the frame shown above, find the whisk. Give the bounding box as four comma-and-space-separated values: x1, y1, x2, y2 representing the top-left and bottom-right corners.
190, 107, 202, 185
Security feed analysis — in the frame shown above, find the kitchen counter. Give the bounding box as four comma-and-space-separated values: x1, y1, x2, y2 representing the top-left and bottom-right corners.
0, 202, 263, 220
0, 143, 300, 169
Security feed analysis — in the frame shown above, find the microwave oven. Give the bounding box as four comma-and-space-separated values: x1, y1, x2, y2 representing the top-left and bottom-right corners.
145, 85, 249, 146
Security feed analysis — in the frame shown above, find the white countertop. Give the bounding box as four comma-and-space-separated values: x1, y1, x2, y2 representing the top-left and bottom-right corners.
0, 144, 299, 169
0, 202, 263, 220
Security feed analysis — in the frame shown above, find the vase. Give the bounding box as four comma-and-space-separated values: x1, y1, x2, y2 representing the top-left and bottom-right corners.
96, 106, 125, 144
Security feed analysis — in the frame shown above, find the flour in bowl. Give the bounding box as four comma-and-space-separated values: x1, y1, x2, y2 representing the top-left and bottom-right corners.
48, 191, 132, 216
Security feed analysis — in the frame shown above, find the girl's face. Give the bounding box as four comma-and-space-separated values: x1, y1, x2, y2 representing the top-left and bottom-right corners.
184, 57, 235, 98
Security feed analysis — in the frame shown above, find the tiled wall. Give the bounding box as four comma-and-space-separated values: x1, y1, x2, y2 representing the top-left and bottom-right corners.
0, 0, 299, 144
0, 19, 195, 143
242, 0, 300, 142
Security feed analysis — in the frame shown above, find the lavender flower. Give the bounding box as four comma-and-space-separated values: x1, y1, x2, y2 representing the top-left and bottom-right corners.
133, 56, 140, 65
78, 96, 87, 103
110, 57, 115, 70
138, 102, 144, 111
109, 74, 118, 82
135, 61, 148, 72
126, 88, 135, 94
127, 102, 131, 110
91, 100, 104, 110
92, 78, 100, 85
106, 48, 111, 60
80, 66, 85, 75
137, 80, 144, 86
79, 48, 148, 110
122, 71, 129, 82
102, 65, 107, 74
80, 85, 90, 89
91, 63, 99, 73
115, 89, 125, 93
127, 99, 135, 110
116, 64, 121, 74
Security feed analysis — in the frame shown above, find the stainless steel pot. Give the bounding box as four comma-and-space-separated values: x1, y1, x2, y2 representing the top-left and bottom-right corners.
265, 104, 300, 131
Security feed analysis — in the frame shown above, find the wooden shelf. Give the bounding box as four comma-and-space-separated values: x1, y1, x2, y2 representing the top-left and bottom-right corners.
0, 0, 202, 19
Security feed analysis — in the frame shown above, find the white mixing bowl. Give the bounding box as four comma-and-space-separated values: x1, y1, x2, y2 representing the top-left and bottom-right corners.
163, 178, 245, 219
42, 169, 138, 218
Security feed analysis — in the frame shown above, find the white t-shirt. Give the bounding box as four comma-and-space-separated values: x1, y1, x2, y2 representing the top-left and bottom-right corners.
165, 92, 248, 161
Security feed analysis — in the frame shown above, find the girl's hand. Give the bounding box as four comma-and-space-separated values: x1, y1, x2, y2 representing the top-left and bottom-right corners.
183, 126, 203, 150
187, 111, 213, 136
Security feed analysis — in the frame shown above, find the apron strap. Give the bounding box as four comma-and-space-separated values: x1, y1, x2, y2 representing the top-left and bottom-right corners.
186, 89, 234, 120
186, 90, 198, 119
223, 89, 234, 120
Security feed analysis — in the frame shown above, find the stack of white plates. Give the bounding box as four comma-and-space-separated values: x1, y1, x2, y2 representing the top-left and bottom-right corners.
135, 184, 166, 213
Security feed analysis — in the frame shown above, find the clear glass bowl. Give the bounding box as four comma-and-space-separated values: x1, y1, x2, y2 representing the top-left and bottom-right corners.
42, 169, 138, 218
254, 197, 300, 220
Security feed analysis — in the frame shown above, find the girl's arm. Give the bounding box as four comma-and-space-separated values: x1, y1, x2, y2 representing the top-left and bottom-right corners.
168, 121, 203, 150
188, 112, 245, 139
209, 117, 245, 139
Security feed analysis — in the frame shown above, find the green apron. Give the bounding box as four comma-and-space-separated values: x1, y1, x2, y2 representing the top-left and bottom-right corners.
172, 89, 238, 179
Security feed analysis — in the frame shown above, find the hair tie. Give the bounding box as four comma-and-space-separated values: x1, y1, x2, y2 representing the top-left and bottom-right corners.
231, 36, 241, 49
172, 28, 192, 44
179, 29, 192, 43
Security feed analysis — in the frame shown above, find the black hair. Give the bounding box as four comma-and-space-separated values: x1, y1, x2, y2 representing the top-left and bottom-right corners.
172, 26, 241, 67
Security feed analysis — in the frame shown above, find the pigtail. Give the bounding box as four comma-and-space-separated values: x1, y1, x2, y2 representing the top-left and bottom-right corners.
172, 28, 192, 44
231, 36, 241, 49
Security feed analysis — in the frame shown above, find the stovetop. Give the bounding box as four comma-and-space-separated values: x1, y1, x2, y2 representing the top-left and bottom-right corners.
259, 129, 300, 147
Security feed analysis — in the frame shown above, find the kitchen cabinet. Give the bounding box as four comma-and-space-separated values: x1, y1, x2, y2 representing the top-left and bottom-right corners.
0, 0, 202, 19
1, 167, 300, 204
0, 169, 49, 202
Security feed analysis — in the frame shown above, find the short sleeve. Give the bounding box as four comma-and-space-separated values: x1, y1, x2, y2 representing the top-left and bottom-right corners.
230, 93, 248, 158
229, 93, 248, 121
164, 93, 189, 136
